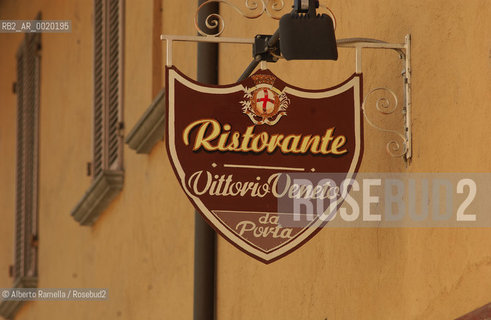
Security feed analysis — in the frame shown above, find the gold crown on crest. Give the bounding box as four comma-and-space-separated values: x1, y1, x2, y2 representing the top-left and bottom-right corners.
251, 74, 276, 86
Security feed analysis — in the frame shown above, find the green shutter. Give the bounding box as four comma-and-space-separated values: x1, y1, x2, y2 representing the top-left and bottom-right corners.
14, 30, 40, 281
93, 0, 105, 177
93, 0, 123, 176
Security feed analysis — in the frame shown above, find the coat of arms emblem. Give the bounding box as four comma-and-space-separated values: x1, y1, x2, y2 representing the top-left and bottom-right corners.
241, 74, 290, 125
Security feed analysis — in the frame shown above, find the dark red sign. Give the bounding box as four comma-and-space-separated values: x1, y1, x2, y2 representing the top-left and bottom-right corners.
166, 66, 363, 263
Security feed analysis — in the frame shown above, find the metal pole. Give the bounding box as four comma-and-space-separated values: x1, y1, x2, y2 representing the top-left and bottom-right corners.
194, 1, 218, 320
404, 34, 412, 161
237, 59, 260, 82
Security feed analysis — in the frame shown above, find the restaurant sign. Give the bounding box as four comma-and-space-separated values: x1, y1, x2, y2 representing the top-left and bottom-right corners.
166, 67, 363, 263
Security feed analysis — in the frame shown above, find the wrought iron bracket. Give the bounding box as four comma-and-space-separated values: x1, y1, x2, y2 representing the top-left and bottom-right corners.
160, 34, 412, 163
338, 35, 412, 162
253, 34, 281, 62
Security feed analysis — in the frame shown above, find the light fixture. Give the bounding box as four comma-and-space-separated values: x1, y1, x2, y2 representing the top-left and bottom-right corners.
279, 0, 338, 60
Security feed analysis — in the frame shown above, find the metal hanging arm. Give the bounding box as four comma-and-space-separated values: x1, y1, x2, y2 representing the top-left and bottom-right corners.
160, 33, 412, 162
160, 35, 407, 68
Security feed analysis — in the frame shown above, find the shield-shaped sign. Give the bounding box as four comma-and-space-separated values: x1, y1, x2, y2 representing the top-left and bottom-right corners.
166, 66, 363, 263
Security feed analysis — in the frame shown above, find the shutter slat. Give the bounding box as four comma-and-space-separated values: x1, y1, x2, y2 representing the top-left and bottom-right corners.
15, 46, 26, 279
30, 49, 40, 277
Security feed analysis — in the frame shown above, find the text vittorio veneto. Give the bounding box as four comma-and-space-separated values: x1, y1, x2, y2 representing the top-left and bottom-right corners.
181, 118, 348, 240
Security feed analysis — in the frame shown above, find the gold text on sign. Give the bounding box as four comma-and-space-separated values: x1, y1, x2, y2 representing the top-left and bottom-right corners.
182, 119, 348, 155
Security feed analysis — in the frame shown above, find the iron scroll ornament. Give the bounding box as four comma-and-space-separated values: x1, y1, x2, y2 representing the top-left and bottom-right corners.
362, 87, 408, 158
194, 0, 336, 37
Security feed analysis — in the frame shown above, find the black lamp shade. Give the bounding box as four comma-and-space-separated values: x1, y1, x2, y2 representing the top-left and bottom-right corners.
279, 13, 338, 61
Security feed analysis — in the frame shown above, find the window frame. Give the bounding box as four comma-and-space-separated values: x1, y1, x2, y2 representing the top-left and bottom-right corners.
13, 28, 41, 285
70, 0, 125, 226
0, 15, 41, 320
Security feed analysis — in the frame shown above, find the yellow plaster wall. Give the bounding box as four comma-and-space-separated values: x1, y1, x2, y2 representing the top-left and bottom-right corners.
0, 0, 489, 320
216, 1, 491, 320
0, 0, 196, 319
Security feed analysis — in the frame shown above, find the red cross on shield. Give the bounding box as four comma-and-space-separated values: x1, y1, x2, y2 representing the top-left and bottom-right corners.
255, 88, 276, 114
